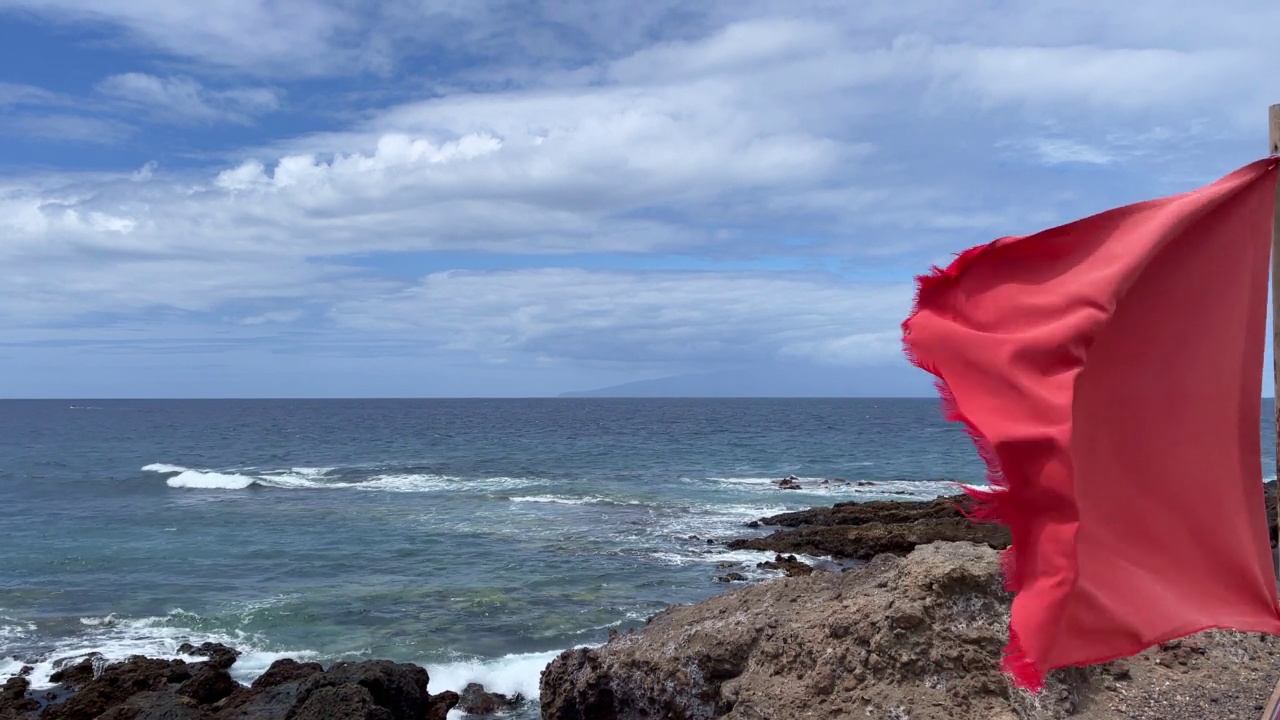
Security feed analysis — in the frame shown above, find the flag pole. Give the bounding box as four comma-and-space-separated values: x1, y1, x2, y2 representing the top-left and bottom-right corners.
1265, 105, 1280, 720
1271, 103, 1280, 577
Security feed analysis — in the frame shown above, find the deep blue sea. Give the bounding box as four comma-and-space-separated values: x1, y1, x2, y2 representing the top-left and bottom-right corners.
1, 398, 1274, 717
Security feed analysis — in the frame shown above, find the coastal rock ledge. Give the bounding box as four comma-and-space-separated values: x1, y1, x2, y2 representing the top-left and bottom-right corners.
540, 541, 1280, 720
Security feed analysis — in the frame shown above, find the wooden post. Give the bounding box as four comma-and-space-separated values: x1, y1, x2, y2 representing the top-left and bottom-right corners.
1272, 104, 1280, 575
1264, 105, 1280, 720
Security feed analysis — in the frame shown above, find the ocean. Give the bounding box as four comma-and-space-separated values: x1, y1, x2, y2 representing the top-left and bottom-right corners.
1, 398, 1274, 717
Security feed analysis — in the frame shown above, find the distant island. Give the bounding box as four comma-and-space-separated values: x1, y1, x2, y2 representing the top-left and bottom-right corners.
559, 363, 934, 398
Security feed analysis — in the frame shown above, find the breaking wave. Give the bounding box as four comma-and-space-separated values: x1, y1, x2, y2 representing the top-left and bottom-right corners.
142, 464, 541, 493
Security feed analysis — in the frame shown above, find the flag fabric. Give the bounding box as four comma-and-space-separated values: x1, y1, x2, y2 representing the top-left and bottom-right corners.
901, 157, 1280, 691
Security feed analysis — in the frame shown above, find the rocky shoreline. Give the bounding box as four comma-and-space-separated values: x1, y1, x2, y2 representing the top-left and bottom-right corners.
0, 641, 512, 720
6, 484, 1277, 719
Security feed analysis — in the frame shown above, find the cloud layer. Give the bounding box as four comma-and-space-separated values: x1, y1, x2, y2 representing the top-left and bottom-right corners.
2, 0, 1278, 395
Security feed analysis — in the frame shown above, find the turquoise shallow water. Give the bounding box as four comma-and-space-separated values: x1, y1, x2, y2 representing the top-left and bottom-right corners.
1, 398, 1273, 715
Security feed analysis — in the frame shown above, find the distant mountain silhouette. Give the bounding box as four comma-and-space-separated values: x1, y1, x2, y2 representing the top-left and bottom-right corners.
559, 362, 933, 398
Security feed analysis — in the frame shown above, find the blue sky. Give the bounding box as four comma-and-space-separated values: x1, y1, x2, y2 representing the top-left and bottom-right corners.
2, 1, 1278, 397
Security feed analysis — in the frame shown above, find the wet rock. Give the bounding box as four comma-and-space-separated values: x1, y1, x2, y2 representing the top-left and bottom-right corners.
289, 684, 392, 720
95, 691, 212, 720
457, 683, 522, 714
177, 643, 239, 671
178, 668, 237, 706
293, 661, 429, 720
250, 659, 324, 690
48, 655, 100, 692
0, 676, 40, 719
16, 668, 32, 678
728, 494, 1011, 560
752, 493, 969, 529
425, 691, 458, 720
756, 553, 814, 577
728, 517, 1009, 560
42, 657, 192, 720
775, 475, 802, 490
715, 572, 747, 583
215, 681, 303, 720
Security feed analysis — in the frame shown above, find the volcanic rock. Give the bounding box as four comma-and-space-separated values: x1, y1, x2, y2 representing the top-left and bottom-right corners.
41, 657, 192, 720
250, 660, 324, 690
0, 677, 39, 719
289, 684, 391, 720
729, 493, 1010, 560
178, 667, 237, 706
457, 683, 521, 715
755, 553, 814, 577
95, 691, 212, 720
176, 644, 239, 671
292, 660, 430, 720
425, 691, 458, 720
540, 540, 1280, 719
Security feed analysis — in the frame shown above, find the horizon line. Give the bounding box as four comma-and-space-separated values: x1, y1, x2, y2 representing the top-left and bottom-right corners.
3, 396, 1278, 401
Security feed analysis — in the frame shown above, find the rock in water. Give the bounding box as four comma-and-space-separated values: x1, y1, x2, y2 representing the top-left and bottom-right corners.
540, 540, 1280, 719
457, 683, 521, 714
775, 475, 802, 490
755, 554, 813, 577
177, 643, 240, 671
425, 691, 459, 720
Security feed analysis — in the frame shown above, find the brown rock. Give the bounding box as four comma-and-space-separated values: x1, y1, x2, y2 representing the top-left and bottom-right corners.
540, 540, 1280, 720
95, 691, 212, 720
292, 661, 429, 720
0, 676, 40, 719
41, 657, 192, 720
178, 668, 237, 706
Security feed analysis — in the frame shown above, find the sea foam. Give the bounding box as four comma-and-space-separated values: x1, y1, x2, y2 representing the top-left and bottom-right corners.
425, 649, 572, 705
142, 464, 541, 493
0, 610, 315, 690
166, 470, 259, 490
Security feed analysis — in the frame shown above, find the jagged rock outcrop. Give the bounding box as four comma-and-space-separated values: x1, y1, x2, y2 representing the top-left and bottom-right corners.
728, 494, 1011, 560
540, 541, 1280, 720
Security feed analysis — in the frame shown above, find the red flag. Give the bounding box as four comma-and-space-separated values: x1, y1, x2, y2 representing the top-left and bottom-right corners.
902, 158, 1280, 691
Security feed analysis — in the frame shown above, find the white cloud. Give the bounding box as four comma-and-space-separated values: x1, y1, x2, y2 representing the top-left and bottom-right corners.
0, 113, 133, 144
0, 0, 355, 76
5, 1, 1280, 392
96, 73, 280, 124
0, 81, 57, 106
